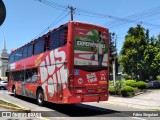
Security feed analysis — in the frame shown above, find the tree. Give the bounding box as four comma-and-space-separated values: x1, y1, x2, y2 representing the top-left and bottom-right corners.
119, 24, 147, 80
120, 24, 160, 81
144, 35, 160, 80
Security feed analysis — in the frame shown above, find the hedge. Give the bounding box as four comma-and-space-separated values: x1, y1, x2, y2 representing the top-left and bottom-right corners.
135, 81, 147, 89
125, 80, 137, 87
121, 86, 135, 97
109, 81, 126, 95
109, 85, 116, 95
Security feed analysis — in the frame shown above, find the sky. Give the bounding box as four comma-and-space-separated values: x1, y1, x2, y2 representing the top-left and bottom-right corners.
0, 0, 160, 54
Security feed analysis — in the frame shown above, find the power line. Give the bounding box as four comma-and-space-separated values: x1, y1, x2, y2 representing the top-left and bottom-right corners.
35, 0, 67, 11
106, 6, 160, 28
76, 12, 109, 18
77, 7, 160, 29
36, 0, 76, 21
36, 0, 160, 31
37, 0, 160, 29
33, 10, 69, 39
75, 5, 160, 29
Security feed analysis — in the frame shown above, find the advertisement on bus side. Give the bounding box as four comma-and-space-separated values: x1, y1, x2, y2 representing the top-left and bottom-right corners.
74, 27, 109, 67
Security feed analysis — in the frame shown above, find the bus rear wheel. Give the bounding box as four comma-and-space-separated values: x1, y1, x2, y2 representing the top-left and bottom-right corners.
37, 89, 44, 106
13, 87, 16, 97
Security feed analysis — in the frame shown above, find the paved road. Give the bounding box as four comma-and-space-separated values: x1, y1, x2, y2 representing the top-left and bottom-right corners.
0, 90, 159, 120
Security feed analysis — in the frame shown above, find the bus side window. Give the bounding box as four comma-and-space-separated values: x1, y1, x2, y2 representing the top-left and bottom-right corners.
15, 48, 23, 61
34, 37, 45, 55
49, 31, 59, 50
22, 46, 28, 59
9, 52, 15, 63
28, 43, 33, 57
20, 71, 24, 81
11, 72, 14, 81
12, 72, 15, 81
60, 27, 68, 46
45, 35, 50, 51
25, 68, 38, 83
49, 26, 68, 50
12, 71, 20, 81
64, 28, 68, 45
25, 69, 31, 82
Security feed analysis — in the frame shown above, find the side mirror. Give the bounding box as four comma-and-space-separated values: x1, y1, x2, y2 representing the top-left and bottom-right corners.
0, 0, 6, 26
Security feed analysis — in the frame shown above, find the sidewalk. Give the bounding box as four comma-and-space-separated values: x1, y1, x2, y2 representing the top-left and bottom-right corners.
107, 89, 160, 110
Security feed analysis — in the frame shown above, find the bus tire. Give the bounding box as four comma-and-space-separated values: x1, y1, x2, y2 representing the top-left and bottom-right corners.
37, 89, 44, 106
13, 87, 16, 97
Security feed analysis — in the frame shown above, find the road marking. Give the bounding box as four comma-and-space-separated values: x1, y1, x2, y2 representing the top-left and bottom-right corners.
38, 117, 50, 120
132, 117, 146, 120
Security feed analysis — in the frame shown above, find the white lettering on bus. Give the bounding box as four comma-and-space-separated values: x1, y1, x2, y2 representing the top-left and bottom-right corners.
48, 77, 55, 97
39, 49, 67, 98
55, 49, 66, 68
76, 40, 106, 48
40, 61, 47, 83
47, 51, 55, 75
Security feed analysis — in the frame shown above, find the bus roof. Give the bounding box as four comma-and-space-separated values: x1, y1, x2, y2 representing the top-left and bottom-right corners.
70, 21, 108, 31
11, 21, 108, 52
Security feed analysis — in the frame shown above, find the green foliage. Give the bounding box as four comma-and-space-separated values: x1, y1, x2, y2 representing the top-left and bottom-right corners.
135, 81, 148, 89
133, 87, 141, 94
125, 80, 147, 89
109, 81, 125, 95
114, 80, 126, 95
109, 81, 116, 95
109, 85, 116, 95
144, 37, 160, 80
122, 74, 131, 80
121, 86, 135, 97
157, 75, 160, 81
125, 80, 137, 87
119, 24, 160, 81
119, 24, 147, 80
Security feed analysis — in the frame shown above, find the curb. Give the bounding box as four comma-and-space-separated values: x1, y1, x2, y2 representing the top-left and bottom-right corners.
106, 101, 160, 111
0, 99, 50, 120
0, 99, 31, 112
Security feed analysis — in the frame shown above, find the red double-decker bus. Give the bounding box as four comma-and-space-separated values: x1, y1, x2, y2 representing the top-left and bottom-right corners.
7, 21, 109, 105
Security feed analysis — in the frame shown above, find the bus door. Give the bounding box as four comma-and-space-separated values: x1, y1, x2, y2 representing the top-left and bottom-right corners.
21, 68, 39, 98
12, 71, 23, 95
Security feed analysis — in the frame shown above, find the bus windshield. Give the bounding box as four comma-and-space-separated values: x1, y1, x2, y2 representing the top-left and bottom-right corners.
74, 25, 109, 71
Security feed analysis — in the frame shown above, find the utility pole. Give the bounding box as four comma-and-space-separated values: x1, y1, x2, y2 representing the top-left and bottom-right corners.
68, 6, 75, 21
113, 34, 117, 86
113, 60, 116, 86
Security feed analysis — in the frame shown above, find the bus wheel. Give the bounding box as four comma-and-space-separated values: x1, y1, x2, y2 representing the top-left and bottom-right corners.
37, 89, 44, 106
13, 87, 16, 97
